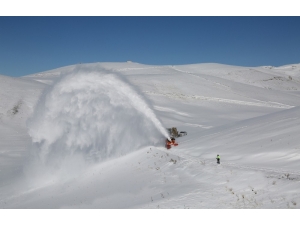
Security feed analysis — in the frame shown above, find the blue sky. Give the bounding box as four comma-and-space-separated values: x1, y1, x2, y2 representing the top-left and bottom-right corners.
1, 16, 300, 77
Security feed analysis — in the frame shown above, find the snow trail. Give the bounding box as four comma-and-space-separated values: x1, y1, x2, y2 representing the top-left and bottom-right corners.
144, 91, 293, 108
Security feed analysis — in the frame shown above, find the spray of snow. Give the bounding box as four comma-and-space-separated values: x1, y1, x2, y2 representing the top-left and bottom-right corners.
26, 65, 169, 181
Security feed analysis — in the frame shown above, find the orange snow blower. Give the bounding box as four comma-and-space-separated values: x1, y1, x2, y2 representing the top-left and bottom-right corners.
165, 137, 178, 149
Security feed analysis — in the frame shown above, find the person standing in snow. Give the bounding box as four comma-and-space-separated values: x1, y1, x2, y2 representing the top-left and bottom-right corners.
216, 155, 220, 164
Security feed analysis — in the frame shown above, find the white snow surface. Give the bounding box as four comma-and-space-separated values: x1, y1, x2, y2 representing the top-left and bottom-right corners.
1, 62, 300, 209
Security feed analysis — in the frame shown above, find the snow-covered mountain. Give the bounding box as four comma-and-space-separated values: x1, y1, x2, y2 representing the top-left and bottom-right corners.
1, 62, 300, 208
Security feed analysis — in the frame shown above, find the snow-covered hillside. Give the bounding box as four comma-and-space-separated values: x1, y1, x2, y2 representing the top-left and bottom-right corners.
1, 62, 300, 208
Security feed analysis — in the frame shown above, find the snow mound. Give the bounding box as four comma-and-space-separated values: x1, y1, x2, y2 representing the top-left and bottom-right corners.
27, 65, 169, 173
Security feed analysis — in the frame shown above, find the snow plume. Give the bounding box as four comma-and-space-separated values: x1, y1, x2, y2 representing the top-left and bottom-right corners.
26, 64, 169, 180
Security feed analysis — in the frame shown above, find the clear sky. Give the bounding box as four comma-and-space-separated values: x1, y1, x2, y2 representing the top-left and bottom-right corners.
1, 16, 300, 77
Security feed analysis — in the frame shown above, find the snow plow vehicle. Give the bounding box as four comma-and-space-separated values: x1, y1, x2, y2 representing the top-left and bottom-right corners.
165, 127, 187, 149
165, 137, 178, 149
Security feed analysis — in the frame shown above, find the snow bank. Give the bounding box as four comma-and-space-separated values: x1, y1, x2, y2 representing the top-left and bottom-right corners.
26, 65, 169, 180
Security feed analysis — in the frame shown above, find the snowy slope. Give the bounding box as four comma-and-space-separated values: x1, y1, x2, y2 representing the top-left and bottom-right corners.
0, 75, 45, 185
1, 62, 300, 209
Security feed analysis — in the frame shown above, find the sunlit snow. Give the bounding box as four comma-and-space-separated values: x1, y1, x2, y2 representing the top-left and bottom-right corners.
1, 62, 300, 208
